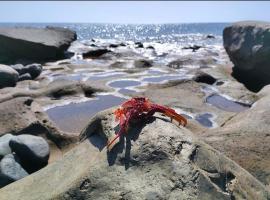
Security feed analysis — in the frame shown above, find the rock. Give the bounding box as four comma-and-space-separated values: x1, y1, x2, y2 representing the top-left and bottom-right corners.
146, 45, 155, 50
10, 63, 42, 80
10, 64, 24, 74
82, 48, 111, 58
0, 108, 268, 199
168, 58, 194, 69
202, 86, 270, 186
18, 73, 32, 81
0, 97, 77, 148
133, 59, 153, 68
0, 154, 28, 188
223, 21, 270, 92
167, 57, 216, 69
206, 34, 215, 39
21, 64, 42, 79
0, 64, 19, 88
182, 45, 202, 52
0, 26, 77, 64
9, 134, 50, 173
193, 71, 217, 85
0, 134, 15, 158
135, 42, 144, 48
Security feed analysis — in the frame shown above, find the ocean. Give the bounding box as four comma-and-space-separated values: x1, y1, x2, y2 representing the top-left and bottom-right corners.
0, 23, 229, 46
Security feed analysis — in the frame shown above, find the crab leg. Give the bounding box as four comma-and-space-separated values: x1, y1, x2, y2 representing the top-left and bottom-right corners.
107, 112, 132, 151
150, 104, 187, 126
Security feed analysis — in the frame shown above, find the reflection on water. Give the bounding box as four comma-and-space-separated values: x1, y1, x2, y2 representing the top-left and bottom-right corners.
46, 95, 126, 133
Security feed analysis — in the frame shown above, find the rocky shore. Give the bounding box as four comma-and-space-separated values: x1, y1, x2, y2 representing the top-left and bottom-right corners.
0, 22, 270, 199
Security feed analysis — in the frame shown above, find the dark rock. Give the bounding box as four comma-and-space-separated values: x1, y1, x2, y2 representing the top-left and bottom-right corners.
135, 42, 144, 48
134, 59, 153, 68
0, 154, 28, 188
193, 71, 217, 85
206, 34, 215, 39
146, 45, 155, 50
10, 64, 24, 74
18, 73, 32, 81
223, 21, 270, 92
0, 26, 77, 64
82, 48, 111, 58
21, 64, 42, 79
0, 134, 15, 158
0, 64, 19, 88
109, 44, 119, 48
182, 45, 202, 52
9, 134, 50, 173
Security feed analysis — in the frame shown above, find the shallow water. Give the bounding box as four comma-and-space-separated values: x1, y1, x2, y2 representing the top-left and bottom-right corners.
195, 113, 214, 128
88, 73, 124, 81
46, 95, 126, 133
206, 94, 250, 112
109, 80, 141, 88
53, 74, 84, 81
118, 88, 137, 95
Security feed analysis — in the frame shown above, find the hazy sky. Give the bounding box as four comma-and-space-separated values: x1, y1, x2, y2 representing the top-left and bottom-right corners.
0, 1, 269, 24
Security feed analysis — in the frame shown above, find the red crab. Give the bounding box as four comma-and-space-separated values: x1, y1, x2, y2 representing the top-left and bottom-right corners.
107, 97, 187, 151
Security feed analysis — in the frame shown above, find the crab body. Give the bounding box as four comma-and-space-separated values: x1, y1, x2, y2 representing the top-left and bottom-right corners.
107, 97, 187, 151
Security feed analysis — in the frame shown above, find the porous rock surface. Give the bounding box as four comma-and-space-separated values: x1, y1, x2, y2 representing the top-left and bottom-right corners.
0, 108, 268, 199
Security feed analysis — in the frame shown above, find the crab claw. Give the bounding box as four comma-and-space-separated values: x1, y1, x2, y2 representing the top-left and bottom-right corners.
163, 110, 187, 126
150, 104, 187, 127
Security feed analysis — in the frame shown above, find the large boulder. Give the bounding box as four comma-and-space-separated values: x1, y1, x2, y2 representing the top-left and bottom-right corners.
223, 21, 270, 92
0, 108, 268, 199
9, 134, 50, 173
0, 154, 28, 188
0, 26, 77, 64
0, 64, 19, 88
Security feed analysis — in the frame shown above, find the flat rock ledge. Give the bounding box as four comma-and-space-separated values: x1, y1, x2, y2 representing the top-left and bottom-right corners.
0, 108, 268, 200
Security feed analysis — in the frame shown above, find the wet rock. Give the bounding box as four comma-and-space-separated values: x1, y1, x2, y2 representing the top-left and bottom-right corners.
134, 59, 153, 68
206, 34, 215, 39
146, 45, 155, 50
0, 26, 77, 64
18, 73, 32, 81
1, 108, 268, 199
0, 134, 15, 158
21, 64, 42, 79
82, 48, 111, 58
0, 64, 19, 88
223, 21, 270, 92
135, 41, 144, 48
0, 154, 28, 188
193, 71, 217, 85
182, 45, 202, 52
9, 134, 50, 173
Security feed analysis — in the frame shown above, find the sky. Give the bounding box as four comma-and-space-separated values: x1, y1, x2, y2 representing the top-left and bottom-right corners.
0, 1, 269, 24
